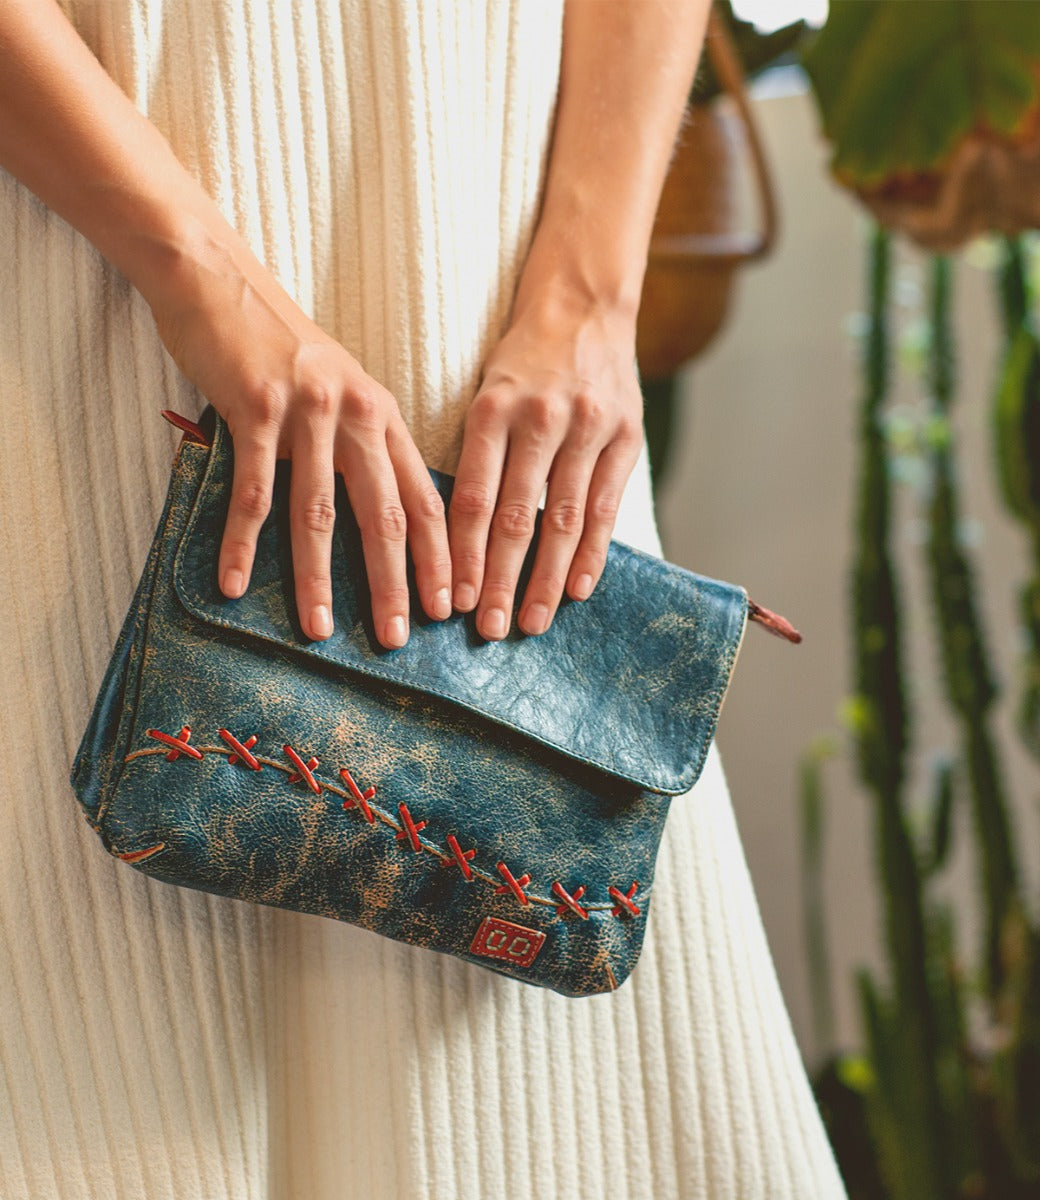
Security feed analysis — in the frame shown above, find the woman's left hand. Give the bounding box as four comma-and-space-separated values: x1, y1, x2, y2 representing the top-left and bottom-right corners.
448, 297, 645, 640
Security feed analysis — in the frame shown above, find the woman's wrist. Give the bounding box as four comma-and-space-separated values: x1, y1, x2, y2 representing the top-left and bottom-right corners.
101, 197, 255, 316
509, 245, 642, 350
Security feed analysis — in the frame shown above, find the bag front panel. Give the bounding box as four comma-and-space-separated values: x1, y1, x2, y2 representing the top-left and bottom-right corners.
87, 440, 671, 994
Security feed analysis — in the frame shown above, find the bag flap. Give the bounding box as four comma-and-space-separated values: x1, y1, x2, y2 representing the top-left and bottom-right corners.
171, 409, 749, 796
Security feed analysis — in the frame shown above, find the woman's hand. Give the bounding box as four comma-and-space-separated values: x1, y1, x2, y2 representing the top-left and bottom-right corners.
443, 0, 710, 641
0, 0, 451, 652
449, 294, 645, 640
149, 226, 452, 649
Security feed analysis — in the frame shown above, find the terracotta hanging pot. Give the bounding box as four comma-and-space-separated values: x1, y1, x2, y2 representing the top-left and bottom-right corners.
636, 10, 778, 381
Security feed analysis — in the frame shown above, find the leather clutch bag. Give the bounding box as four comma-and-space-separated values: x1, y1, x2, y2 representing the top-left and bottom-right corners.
69, 404, 799, 997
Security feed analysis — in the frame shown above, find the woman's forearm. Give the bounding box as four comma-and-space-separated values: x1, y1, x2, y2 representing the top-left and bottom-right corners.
449, 0, 712, 638
513, 0, 711, 325
0, 0, 249, 305
0, 0, 454, 650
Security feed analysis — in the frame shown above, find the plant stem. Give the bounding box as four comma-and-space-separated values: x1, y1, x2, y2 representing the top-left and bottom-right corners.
851, 225, 950, 1199
925, 254, 1019, 999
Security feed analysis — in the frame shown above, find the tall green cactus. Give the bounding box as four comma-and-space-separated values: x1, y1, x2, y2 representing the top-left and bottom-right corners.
992, 238, 1040, 760
848, 227, 950, 1200
806, 230, 1040, 1198
923, 255, 1019, 997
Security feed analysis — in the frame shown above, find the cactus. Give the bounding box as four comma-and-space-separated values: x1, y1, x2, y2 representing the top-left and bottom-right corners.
800, 735, 839, 1056
992, 238, 1040, 760
806, 228, 1040, 1198
923, 255, 1019, 997
845, 226, 951, 1199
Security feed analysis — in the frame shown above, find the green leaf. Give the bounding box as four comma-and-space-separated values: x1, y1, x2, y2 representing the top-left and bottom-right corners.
803, 1, 1040, 186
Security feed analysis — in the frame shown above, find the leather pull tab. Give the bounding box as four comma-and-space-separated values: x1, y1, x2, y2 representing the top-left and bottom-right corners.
161, 409, 210, 446
747, 597, 802, 644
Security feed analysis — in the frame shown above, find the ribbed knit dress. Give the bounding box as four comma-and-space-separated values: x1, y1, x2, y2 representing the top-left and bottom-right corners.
0, 2, 848, 1197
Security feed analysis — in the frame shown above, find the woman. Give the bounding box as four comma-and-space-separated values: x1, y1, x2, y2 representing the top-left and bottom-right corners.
0, 1, 848, 1195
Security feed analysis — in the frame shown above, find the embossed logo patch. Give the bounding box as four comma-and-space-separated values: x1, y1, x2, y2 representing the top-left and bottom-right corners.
470, 917, 546, 967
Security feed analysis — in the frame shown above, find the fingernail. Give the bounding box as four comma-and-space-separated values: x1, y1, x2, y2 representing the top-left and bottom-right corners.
385, 615, 408, 648
522, 603, 549, 636
433, 587, 452, 620
482, 608, 507, 639
312, 604, 333, 640
573, 573, 593, 601
224, 569, 244, 598
454, 583, 476, 611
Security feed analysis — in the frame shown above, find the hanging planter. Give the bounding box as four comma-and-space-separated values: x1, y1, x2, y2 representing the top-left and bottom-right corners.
803, 0, 1040, 251
635, 7, 779, 381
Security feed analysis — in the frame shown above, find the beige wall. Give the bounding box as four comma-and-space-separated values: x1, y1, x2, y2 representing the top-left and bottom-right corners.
655, 84, 1040, 1065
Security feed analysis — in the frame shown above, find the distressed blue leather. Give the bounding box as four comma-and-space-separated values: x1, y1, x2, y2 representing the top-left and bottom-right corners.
70, 405, 750, 997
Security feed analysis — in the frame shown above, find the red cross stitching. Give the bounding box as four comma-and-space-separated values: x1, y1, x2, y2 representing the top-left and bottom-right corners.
339, 768, 376, 823
218, 728, 260, 770
395, 802, 427, 851
552, 881, 589, 919
444, 834, 476, 880
284, 744, 321, 794
609, 882, 641, 918
146, 725, 203, 762
495, 861, 532, 905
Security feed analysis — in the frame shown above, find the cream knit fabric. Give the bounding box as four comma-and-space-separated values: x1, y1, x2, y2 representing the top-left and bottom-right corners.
0, 2, 847, 1196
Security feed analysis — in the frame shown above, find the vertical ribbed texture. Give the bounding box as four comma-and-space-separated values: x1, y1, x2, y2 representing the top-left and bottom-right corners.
0, 2, 846, 1196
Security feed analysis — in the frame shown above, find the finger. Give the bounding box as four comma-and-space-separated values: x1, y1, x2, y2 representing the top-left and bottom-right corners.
448, 391, 508, 613
219, 426, 278, 600
476, 436, 557, 640
336, 434, 411, 650
288, 411, 338, 642
386, 420, 452, 621
517, 448, 594, 635
566, 430, 643, 602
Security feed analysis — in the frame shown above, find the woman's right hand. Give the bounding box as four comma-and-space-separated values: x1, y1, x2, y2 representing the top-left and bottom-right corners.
147, 223, 452, 648
0, 2, 449, 649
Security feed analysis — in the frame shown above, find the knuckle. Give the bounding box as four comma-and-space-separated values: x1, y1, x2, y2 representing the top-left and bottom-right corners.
298, 571, 332, 597
572, 391, 603, 430
451, 482, 495, 520
367, 502, 407, 541
415, 487, 445, 522
220, 534, 256, 562
531, 569, 567, 596
470, 389, 507, 426
297, 380, 336, 420
617, 416, 644, 446
589, 492, 621, 525
523, 394, 560, 436
451, 547, 485, 574
544, 499, 583, 537
492, 501, 536, 540
298, 497, 337, 534
241, 380, 286, 427
480, 576, 515, 604
377, 584, 412, 611
232, 480, 272, 523
426, 553, 453, 580
343, 388, 382, 428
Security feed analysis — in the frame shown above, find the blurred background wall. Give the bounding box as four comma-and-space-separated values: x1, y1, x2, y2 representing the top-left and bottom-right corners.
653, 75, 1040, 1065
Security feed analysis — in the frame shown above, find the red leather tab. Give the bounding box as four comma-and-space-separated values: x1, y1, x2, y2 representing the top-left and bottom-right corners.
161, 409, 210, 446
747, 597, 802, 644
470, 917, 546, 967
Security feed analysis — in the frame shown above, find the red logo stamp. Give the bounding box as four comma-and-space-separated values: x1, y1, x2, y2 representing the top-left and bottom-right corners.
470, 917, 546, 967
